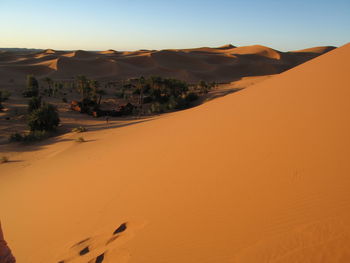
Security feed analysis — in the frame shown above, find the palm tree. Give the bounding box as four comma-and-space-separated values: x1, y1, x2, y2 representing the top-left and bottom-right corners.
76, 75, 90, 100
138, 76, 146, 116
96, 89, 106, 105
44, 77, 53, 96
89, 80, 99, 103
199, 80, 209, 94
24, 75, 39, 97
89, 80, 106, 105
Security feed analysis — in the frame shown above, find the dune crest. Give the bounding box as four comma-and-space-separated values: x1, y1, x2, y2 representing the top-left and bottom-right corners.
217, 44, 236, 49
290, 46, 336, 53
44, 49, 56, 54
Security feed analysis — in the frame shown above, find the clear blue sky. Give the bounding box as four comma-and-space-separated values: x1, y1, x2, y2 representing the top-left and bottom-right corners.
0, 0, 349, 51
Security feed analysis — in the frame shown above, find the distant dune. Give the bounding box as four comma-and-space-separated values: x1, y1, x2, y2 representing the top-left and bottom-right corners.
290, 46, 336, 53
0, 44, 335, 84
0, 48, 43, 52
0, 43, 349, 262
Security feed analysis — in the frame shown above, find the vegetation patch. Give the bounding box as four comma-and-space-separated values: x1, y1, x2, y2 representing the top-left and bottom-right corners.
72, 126, 87, 133
7, 77, 61, 144
69, 75, 216, 117
23, 75, 39, 97
75, 136, 86, 143
0, 89, 11, 110
27, 103, 60, 131
9, 130, 50, 143
0, 156, 9, 164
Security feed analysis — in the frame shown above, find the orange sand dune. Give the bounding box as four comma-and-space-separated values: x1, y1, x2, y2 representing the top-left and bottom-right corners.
229, 45, 281, 59
53, 56, 119, 78
1, 43, 350, 262
43, 49, 56, 54
0, 44, 335, 84
291, 46, 336, 53
97, 49, 120, 55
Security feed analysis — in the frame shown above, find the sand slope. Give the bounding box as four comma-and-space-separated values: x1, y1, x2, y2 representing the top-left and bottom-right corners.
1, 43, 350, 263
0, 45, 335, 84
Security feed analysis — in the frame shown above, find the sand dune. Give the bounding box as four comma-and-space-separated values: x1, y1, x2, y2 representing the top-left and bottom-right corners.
291, 46, 336, 54
97, 49, 120, 55
0, 43, 349, 262
217, 44, 236, 49
0, 44, 335, 84
229, 45, 281, 59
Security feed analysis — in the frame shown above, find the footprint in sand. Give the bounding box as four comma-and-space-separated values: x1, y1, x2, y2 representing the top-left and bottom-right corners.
113, 223, 127, 235
56, 222, 128, 263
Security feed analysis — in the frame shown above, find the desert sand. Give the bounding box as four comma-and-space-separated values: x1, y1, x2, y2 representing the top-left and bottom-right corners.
0, 43, 350, 262
0, 44, 334, 86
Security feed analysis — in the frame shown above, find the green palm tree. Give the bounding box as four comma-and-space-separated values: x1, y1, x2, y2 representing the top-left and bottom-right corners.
76, 75, 90, 100
138, 76, 146, 116
96, 89, 106, 105
89, 80, 106, 105
44, 77, 53, 96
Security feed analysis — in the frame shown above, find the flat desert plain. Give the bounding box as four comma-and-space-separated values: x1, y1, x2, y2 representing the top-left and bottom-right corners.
1, 43, 350, 262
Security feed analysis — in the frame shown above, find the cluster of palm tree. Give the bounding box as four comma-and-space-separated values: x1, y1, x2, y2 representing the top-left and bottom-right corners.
75, 75, 106, 106
23, 74, 217, 119
42, 77, 67, 97
132, 76, 189, 103
130, 76, 211, 114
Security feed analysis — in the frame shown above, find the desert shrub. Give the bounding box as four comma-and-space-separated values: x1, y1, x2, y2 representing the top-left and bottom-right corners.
0, 156, 9, 164
0, 90, 11, 101
185, 92, 199, 102
9, 133, 24, 142
150, 102, 166, 114
72, 126, 87, 133
23, 75, 39, 97
150, 102, 161, 113
166, 96, 177, 111
9, 131, 49, 143
23, 130, 49, 142
0, 90, 11, 110
27, 103, 60, 131
75, 136, 86, 142
27, 96, 42, 113
174, 97, 190, 110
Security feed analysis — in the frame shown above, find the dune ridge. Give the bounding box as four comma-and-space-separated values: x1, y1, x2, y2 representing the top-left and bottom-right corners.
0, 43, 349, 262
0, 44, 335, 84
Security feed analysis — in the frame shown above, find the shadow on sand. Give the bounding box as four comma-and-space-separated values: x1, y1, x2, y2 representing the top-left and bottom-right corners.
1, 117, 157, 154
